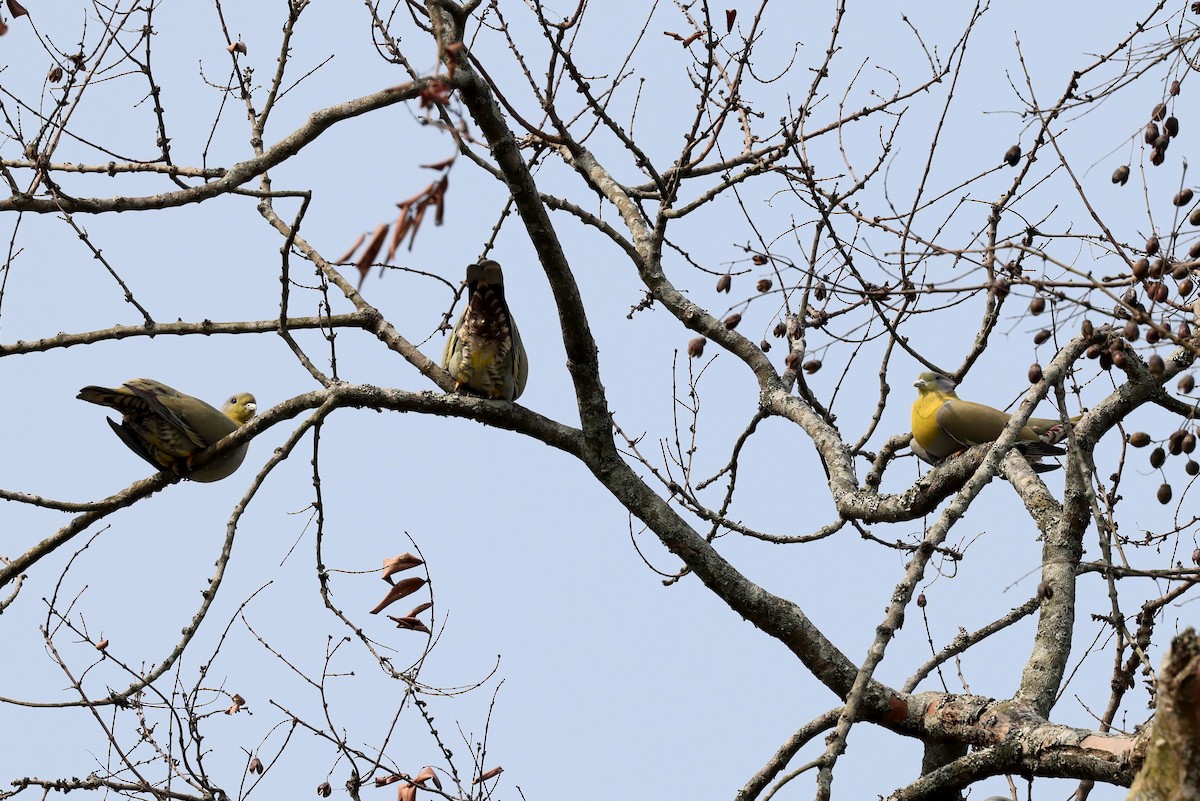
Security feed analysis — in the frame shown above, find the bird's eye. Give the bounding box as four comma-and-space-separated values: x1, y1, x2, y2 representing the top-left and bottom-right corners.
229, 396, 237, 405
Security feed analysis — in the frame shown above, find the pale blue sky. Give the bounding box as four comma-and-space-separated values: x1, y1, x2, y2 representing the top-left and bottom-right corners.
1, 2, 1190, 800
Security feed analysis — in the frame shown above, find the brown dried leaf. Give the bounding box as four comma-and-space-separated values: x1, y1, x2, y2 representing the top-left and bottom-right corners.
355, 223, 390, 289
248, 757, 264, 775
382, 553, 424, 582
96, 638, 109, 651
317, 782, 332, 797
370, 577, 427, 615
414, 767, 442, 789
376, 774, 402, 788
418, 78, 452, 108
421, 155, 457, 171
474, 766, 503, 784
407, 601, 433, 617
406, 202, 428, 250
442, 41, 464, 81
397, 783, 417, 801
386, 205, 411, 264
226, 693, 246, 714
433, 175, 448, 227
663, 31, 685, 41
725, 9, 736, 32
681, 31, 702, 46
7, 0, 28, 17
388, 616, 432, 634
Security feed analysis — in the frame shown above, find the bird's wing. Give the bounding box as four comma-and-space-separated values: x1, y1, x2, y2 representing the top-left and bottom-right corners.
507, 314, 529, 401
121, 379, 215, 448
934, 398, 1015, 448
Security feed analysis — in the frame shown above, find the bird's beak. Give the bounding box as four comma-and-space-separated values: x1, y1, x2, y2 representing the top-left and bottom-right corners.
246, 403, 258, 415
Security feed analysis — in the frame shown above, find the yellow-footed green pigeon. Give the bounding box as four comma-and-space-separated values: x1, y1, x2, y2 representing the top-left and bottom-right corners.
442, 260, 529, 401
78, 378, 256, 482
911, 371, 1068, 469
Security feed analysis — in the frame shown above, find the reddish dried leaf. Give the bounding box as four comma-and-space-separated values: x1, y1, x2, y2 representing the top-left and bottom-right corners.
413, 767, 441, 789
8, 0, 28, 17
397, 783, 417, 801
420, 155, 456, 171
382, 553, 424, 582
226, 693, 246, 714
355, 223, 390, 289
96, 638, 109, 651
407, 601, 433, 617
317, 782, 332, 797
442, 41, 464, 80
682, 31, 702, 46
433, 175, 448, 226
388, 616, 432, 634
405, 202, 428, 251
419, 78, 452, 108
375, 775, 402, 788
0, 20, 7, 35
663, 30, 684, 41
370, 577, 427, 615
725, 9, 736, 32
336, 231, 366, 264
474, 766, 503, 784
386, 205, 411, 264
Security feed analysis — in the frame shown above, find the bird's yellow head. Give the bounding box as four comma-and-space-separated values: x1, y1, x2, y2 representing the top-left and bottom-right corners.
913, 372, 958, 397
222, 393, 257, 426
